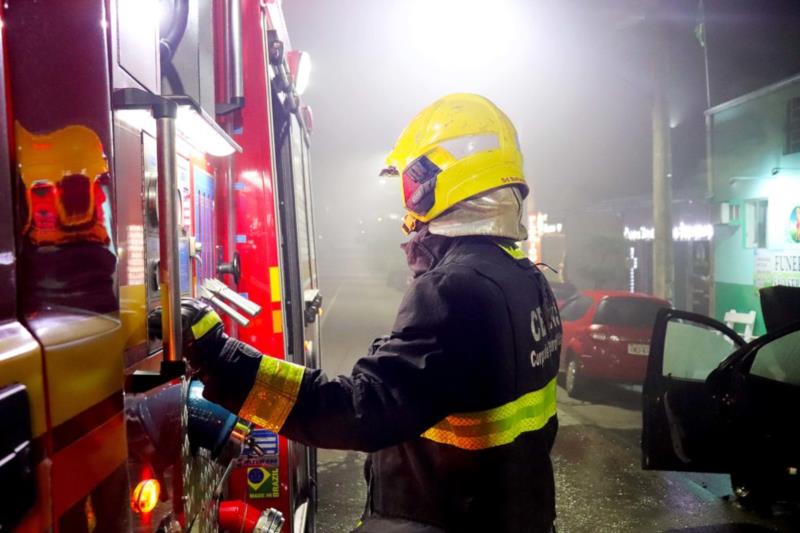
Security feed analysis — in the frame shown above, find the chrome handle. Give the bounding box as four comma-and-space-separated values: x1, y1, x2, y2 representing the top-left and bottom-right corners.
201, 287, 250, 327
155, 103, 183, 362
204, 278, 262, 317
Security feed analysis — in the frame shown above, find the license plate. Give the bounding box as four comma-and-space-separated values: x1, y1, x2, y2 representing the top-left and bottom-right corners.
627, 343, 650, 356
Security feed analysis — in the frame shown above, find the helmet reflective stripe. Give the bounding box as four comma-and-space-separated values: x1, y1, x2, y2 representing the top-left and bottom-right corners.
438, 133, 499, 161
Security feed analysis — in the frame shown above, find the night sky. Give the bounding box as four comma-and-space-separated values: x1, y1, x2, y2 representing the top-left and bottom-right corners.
282, 0, 800, 252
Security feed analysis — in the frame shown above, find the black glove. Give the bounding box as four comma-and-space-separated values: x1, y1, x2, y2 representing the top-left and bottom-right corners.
147, 298, 228, 374
148, 298, 263, 413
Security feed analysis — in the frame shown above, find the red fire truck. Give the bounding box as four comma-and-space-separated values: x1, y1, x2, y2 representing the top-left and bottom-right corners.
0, 1, 320, 531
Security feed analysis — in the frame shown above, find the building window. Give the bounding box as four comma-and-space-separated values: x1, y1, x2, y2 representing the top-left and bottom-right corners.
744, 199, 768, 249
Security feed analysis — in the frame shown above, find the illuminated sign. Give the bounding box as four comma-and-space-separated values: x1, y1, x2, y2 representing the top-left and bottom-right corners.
528, 213, 564, 263
624, 222, 714, 242
528, 213, 563, 236
755, 250, 800, 288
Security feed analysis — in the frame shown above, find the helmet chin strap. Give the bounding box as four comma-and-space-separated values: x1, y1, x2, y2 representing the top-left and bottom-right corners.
401, 213, 420, 235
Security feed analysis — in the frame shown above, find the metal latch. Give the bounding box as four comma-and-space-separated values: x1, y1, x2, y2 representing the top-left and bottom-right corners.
303, 289, 323, 326
217, 251, 242, 285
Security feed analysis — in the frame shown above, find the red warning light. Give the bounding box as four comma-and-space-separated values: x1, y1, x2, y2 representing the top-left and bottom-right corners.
131, 478, 160, 514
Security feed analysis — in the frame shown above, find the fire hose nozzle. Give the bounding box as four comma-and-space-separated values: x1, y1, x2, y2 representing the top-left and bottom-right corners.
255, 508, 285, 533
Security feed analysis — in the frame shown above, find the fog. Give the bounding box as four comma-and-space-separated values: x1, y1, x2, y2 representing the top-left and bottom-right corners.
278, 4, 800, 530
283, 0, 662, 282
282, 0, 800, 315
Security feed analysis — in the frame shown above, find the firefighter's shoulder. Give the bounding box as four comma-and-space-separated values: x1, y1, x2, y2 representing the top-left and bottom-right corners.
400, 266, 502, 323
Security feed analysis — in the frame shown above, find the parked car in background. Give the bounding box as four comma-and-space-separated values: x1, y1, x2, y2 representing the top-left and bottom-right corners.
559, 290, 671, 397
642, 307, 800, 509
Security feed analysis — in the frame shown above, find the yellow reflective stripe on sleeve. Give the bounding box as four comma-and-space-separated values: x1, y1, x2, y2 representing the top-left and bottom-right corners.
191, 310, 222, 339
497, 243, 527, 260
239, 356, 305, 432
421, 377, 557, 450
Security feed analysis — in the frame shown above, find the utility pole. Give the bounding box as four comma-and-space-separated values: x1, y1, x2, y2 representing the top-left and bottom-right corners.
651, 12, 674, 301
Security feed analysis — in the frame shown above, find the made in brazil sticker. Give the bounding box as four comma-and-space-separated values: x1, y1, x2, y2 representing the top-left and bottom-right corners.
247, 466, 280, 499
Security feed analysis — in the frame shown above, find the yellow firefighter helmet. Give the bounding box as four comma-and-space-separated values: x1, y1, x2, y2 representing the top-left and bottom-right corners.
384, 93, 527, 231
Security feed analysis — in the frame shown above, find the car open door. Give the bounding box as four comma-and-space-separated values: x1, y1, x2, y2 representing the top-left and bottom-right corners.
642, 308, 745, 473
724, 322, 800, 502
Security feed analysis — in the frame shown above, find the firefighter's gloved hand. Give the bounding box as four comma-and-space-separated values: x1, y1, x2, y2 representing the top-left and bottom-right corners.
147, 298, 228, 372
147, 298, 264, 414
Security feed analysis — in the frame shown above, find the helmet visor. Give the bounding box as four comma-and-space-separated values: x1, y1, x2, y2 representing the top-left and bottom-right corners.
402, 155, 441, 216
401, 134, 500, 216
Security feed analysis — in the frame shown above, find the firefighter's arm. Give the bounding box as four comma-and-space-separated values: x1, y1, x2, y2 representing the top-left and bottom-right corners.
239, 270, 495, 452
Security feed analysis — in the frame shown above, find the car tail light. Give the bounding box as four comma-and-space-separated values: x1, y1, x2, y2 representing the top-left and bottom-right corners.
29, 182, 59, 230
590, 332, 607, 342
131, 478, 160, 514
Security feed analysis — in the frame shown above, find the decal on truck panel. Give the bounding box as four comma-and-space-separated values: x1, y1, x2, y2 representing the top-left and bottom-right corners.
269, 266, 282, 302
247, 466, 280, 499
245, 429, 279, 456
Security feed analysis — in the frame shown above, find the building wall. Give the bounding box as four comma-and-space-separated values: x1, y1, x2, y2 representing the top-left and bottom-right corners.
710, 75, 800, 335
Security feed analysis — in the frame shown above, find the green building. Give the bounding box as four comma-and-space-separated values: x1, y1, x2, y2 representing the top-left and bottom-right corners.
709, 74, 800, 335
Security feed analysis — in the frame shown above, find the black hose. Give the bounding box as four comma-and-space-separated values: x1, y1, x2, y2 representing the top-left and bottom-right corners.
159, 0, 190, 95
159, 0, 189, 55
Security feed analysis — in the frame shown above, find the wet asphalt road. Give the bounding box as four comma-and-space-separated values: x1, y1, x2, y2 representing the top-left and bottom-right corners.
313, 272, 799, 533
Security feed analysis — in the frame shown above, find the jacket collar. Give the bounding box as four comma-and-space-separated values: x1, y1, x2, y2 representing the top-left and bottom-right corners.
401, 226, 455, 277
402, 226, 527, 277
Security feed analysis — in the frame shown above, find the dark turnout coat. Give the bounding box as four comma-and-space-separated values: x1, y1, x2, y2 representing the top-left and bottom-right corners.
279, 235, 562, 532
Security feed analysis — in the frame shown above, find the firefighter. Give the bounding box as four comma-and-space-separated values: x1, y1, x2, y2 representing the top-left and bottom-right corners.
151, 93, 561, 532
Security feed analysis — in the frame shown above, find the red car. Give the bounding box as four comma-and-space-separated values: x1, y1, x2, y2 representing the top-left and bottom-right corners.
559, 290, 671, 397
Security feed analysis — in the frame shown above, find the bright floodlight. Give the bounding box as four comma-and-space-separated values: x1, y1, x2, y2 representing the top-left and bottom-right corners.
405, 0, 519, 71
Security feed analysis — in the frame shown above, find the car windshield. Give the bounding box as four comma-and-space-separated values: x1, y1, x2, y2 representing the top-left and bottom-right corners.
592, 297, 667, 329
560, 295, 593, 321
